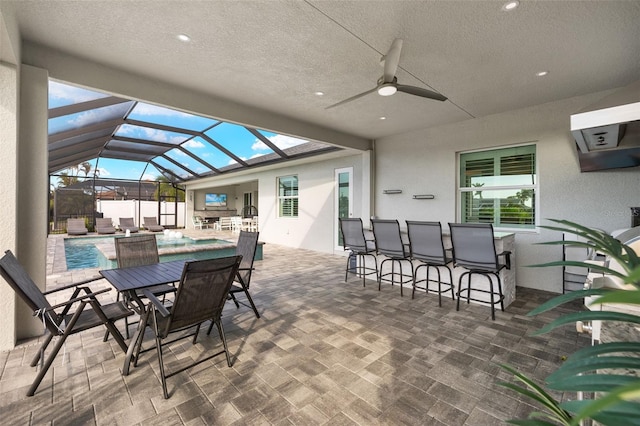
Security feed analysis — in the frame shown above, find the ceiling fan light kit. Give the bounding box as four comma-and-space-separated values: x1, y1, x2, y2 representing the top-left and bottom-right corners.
377, 84, 397, 96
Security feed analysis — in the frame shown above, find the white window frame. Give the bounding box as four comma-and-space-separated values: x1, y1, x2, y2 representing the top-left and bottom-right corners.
458, 143, 538, 231
277, 175, 298, 218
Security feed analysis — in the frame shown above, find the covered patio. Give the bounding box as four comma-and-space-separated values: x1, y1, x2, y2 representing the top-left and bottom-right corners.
0, 234, 588, 425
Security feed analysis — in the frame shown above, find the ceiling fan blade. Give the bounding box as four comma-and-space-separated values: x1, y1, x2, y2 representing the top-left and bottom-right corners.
382, 38, 403, 83
396, 84, 447, 102
325, 87, 378, 109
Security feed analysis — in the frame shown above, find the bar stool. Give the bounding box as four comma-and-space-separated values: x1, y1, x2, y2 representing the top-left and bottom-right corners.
448, 223, 511, 320
406, 221, 455, 306
371, 219, 414, 296
339, 218, 378, 286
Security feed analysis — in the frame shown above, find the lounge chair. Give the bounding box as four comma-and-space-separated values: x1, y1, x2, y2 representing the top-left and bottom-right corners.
143, 216, 165, 232
192, 215, 210, 229
66, 218, 88, 235
118, 217, 139, 233
96, 217, 117, 234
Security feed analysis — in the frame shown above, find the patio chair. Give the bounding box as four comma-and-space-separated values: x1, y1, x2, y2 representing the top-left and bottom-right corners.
212, 230, 260, 319
371, 219, 414, 296
95, 217, 116, 234
0, 250, 132, 396
136, 255, 242, 398
406, 221, 455, 306
339, 218, 378, 287
105, 235, 176, 340
231, 216, 243, 233
119, 217, 139, 233
448, 223, 511, 320
143, 216, 165, 232
192, 215, 209, 229
66, 218, 88, 235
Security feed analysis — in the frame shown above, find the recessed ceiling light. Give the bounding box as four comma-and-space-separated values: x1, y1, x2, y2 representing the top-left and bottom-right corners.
536, 71, 549, 77
177, 34, 191, 42
377, 84, 397, 96
501, 1, 519, 11
379, 116, 387, 120
314, 91, 324, 96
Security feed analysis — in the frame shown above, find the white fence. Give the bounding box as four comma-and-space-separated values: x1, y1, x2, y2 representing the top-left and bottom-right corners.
96, 200, 186, 228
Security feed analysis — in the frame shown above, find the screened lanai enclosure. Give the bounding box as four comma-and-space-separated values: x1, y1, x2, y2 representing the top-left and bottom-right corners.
48, 81, 340, 232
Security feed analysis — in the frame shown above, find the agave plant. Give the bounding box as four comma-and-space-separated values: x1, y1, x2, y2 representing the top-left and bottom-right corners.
499, 219, 640, 426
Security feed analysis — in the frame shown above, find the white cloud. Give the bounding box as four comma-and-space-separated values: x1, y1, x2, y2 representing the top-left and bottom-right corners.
49, 81, 107, 103
141, 173, 156, 181
133, 103, 191, 118
251, 134, 307, 152
228, 156, 247, 165
184, 139, 205, 149
97, 167, 110, 177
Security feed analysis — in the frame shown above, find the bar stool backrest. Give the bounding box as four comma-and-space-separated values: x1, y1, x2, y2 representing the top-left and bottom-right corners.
449, 223, 498, 271
406, 221, 447, 263
340, 218, 369, 252
371, 219, 407, 258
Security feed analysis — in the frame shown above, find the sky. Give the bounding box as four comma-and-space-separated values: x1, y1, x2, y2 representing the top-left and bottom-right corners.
49, 81, 310, 183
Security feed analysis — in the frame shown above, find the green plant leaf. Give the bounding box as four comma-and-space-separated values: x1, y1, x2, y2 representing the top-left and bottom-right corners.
590, 290, 640, 306
548, 356, 640, 382
528, 288, 612, 316
499, 364, 572, 423
533, 310, 640, 336
568, 342, 640, 361
546, 374, 638, 392
561, 382, 640, 426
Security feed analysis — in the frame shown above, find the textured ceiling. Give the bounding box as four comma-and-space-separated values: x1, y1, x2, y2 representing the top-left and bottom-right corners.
3, 0, 640, 141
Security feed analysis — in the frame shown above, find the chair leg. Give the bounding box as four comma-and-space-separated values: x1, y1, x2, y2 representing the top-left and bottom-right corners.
149, 309, 169, 399
30, 332, 54, 367
242, 288, 260, 318
213, 319, 233, 367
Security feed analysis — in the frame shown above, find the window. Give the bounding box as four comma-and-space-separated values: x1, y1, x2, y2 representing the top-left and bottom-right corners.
459, 144, 536, 229
278, 175, 298, 217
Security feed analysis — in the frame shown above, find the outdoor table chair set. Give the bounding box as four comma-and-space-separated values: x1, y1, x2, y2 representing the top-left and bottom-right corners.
0, 231, 261, 398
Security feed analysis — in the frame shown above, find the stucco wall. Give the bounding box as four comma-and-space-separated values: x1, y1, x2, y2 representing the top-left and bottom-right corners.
374, 89, 640, 293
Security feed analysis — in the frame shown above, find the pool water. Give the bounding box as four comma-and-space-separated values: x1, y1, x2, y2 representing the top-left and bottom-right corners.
64, 235, 226, 270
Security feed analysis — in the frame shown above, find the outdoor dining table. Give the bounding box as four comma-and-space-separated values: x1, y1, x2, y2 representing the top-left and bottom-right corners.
100, 259, 187, 375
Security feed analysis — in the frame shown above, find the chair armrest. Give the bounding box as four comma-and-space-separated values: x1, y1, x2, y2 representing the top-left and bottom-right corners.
42, 288, 111, 312
43, 275, 104, 295
142, 289, 171, 317
497, 250, 512, 270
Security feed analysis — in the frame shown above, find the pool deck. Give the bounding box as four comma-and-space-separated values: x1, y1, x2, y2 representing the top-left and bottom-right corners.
47, 228, 242, 286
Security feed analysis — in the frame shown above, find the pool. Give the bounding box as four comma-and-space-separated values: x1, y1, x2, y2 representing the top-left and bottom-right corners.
63, 234, 246, 270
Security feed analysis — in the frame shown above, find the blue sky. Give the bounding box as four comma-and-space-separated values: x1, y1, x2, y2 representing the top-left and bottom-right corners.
49, 81, 309, 182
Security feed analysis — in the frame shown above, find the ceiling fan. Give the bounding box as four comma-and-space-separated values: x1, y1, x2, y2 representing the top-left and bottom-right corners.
326, 38, 447, 109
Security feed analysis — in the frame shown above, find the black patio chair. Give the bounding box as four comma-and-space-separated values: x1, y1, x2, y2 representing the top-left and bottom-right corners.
406, 220, 455, 306
105, 234, 176, 340
136, 255, 242, 398
371, 219, 414, 296
339, 218, 378, 287
448, 223, 511, 320
217, 230, 261, 319
0, 250, 132, 396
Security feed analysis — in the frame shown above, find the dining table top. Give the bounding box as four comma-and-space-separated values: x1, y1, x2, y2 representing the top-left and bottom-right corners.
99, 259, 187, 293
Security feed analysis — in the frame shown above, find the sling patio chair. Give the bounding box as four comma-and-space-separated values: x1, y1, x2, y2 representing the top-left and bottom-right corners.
143, 216, 165, 232
95, 217, 117, 234
134, 255, 242, 398
118, 217, 139, 233
104, 234, 177, 340
212, 230, 261, 320
406, 220, 455, 306
0, 250, 132, 396
66, 218, 88, 235
371, 219, 414, 296
339, 218, 378, 287
448, 222, 511, 320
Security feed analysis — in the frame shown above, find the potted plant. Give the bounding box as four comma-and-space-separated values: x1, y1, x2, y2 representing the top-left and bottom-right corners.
500, 219, 640, 425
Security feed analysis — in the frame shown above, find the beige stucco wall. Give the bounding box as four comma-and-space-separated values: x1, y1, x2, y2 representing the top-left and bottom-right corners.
374, 89, 640, 293
16, 65, 49, 339
0, 61, 18, 350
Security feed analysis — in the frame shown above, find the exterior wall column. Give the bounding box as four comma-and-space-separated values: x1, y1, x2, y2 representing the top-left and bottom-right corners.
0, 60, 18, 350
16, 64, 49, 339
